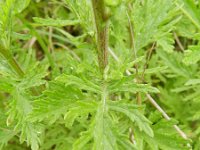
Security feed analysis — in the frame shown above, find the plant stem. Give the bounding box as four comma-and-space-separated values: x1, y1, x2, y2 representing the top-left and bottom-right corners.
0, 45, 24, 77
92, 2, 110, 137
173, 32, 184, 52
92, 0, 109, 72
92, 4, 110, 147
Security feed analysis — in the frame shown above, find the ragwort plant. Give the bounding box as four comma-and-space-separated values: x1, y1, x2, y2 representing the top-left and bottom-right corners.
0, 0, 200, 149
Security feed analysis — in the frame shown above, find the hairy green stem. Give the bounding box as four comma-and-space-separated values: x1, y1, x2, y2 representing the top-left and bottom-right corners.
92, 0, 109, 72
92, 2, 110, 136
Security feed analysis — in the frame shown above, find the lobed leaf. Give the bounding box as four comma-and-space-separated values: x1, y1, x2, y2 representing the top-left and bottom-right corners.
33, 17, 80, 27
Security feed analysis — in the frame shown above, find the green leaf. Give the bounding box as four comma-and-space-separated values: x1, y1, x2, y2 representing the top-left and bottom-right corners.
109, 101, 154, 137
12, 32, 32, 40
73, 129, 93, 150
18, 63, 48, 89
116, 133, 137, 150
93, 102, 117, 150
157, 33, 174, 53
105, 0, 121, 7
108, 75, 159, 93
33, 17, 80, 27
56, 74, 102, 94
135, 119, 189, 150
64, 101, 98, 127
63, 0, 93, 31
29, 81, 83, 123
0, 129, 15, 149
0, 76, 13, 92
19, 122, 42, 150
7, 88, 42, 150
139, 66, 168, 74
132, 0, 179, 50
185, 79, 200, 86
178, 0, 200, 29
183, 45, 200, 65
14, 0, 30, 13
152, 119, 189, 150
157, 49, 192, 78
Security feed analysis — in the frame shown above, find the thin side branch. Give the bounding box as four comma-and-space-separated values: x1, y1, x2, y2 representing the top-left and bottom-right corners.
0, 45, 24, 77
146, 94, 188, 140
173, 32, 184, 52
23, 37, 36, 49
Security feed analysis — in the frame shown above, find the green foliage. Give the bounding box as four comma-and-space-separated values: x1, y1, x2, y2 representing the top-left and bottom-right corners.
135, 116, 189, 150
183, 44, 200, 64
1, 0, 200, 149
33, 17, 80, 27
